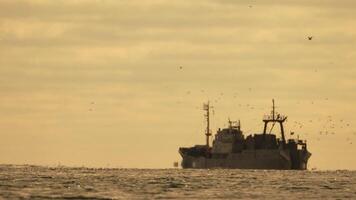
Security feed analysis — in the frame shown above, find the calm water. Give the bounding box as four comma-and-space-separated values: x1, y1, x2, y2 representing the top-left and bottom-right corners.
0, 165, 355, 199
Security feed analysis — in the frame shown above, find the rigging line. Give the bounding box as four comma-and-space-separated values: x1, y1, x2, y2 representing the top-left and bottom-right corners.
269, 121, 276, 134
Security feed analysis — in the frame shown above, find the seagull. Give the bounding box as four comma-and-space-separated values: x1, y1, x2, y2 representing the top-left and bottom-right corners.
179, 66, 183, 70
308, 36, 313, 40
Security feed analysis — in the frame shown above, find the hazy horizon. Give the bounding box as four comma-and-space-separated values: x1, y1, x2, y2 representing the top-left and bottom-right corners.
0, 0, 356, 170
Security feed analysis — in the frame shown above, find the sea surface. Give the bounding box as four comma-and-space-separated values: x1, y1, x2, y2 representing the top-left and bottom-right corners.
0, 165, 355, 199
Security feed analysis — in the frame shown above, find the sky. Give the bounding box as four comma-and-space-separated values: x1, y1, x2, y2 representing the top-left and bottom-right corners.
0, 0, 355, 169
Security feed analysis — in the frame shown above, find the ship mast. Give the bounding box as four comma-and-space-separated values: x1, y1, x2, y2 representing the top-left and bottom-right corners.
272, 99, 275, 120
263, 99, 287, 144
203, 102, 212, 147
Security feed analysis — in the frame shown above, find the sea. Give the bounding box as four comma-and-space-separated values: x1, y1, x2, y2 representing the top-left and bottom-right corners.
0, 165, 355, 199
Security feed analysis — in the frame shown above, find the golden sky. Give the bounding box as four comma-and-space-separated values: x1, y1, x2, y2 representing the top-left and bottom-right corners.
0, 0, 355, 169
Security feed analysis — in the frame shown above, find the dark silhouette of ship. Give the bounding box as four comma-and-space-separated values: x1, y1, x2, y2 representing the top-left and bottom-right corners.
179, 100, 311, 170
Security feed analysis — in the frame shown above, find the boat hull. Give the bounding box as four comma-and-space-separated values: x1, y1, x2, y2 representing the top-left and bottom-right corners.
180, 149, 310, 170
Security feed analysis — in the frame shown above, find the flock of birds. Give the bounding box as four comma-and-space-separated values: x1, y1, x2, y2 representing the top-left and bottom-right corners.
177, 81, 355, 146
291, 116, 354, 145
176, 52, 356, 146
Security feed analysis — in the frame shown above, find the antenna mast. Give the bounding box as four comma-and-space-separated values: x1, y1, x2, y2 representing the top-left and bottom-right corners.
263, 99, 288, 144
272, 99, 275, 120
203, 102, 212, 147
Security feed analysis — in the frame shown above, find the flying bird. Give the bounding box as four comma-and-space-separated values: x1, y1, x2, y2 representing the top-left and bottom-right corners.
308, 36, 313, 40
